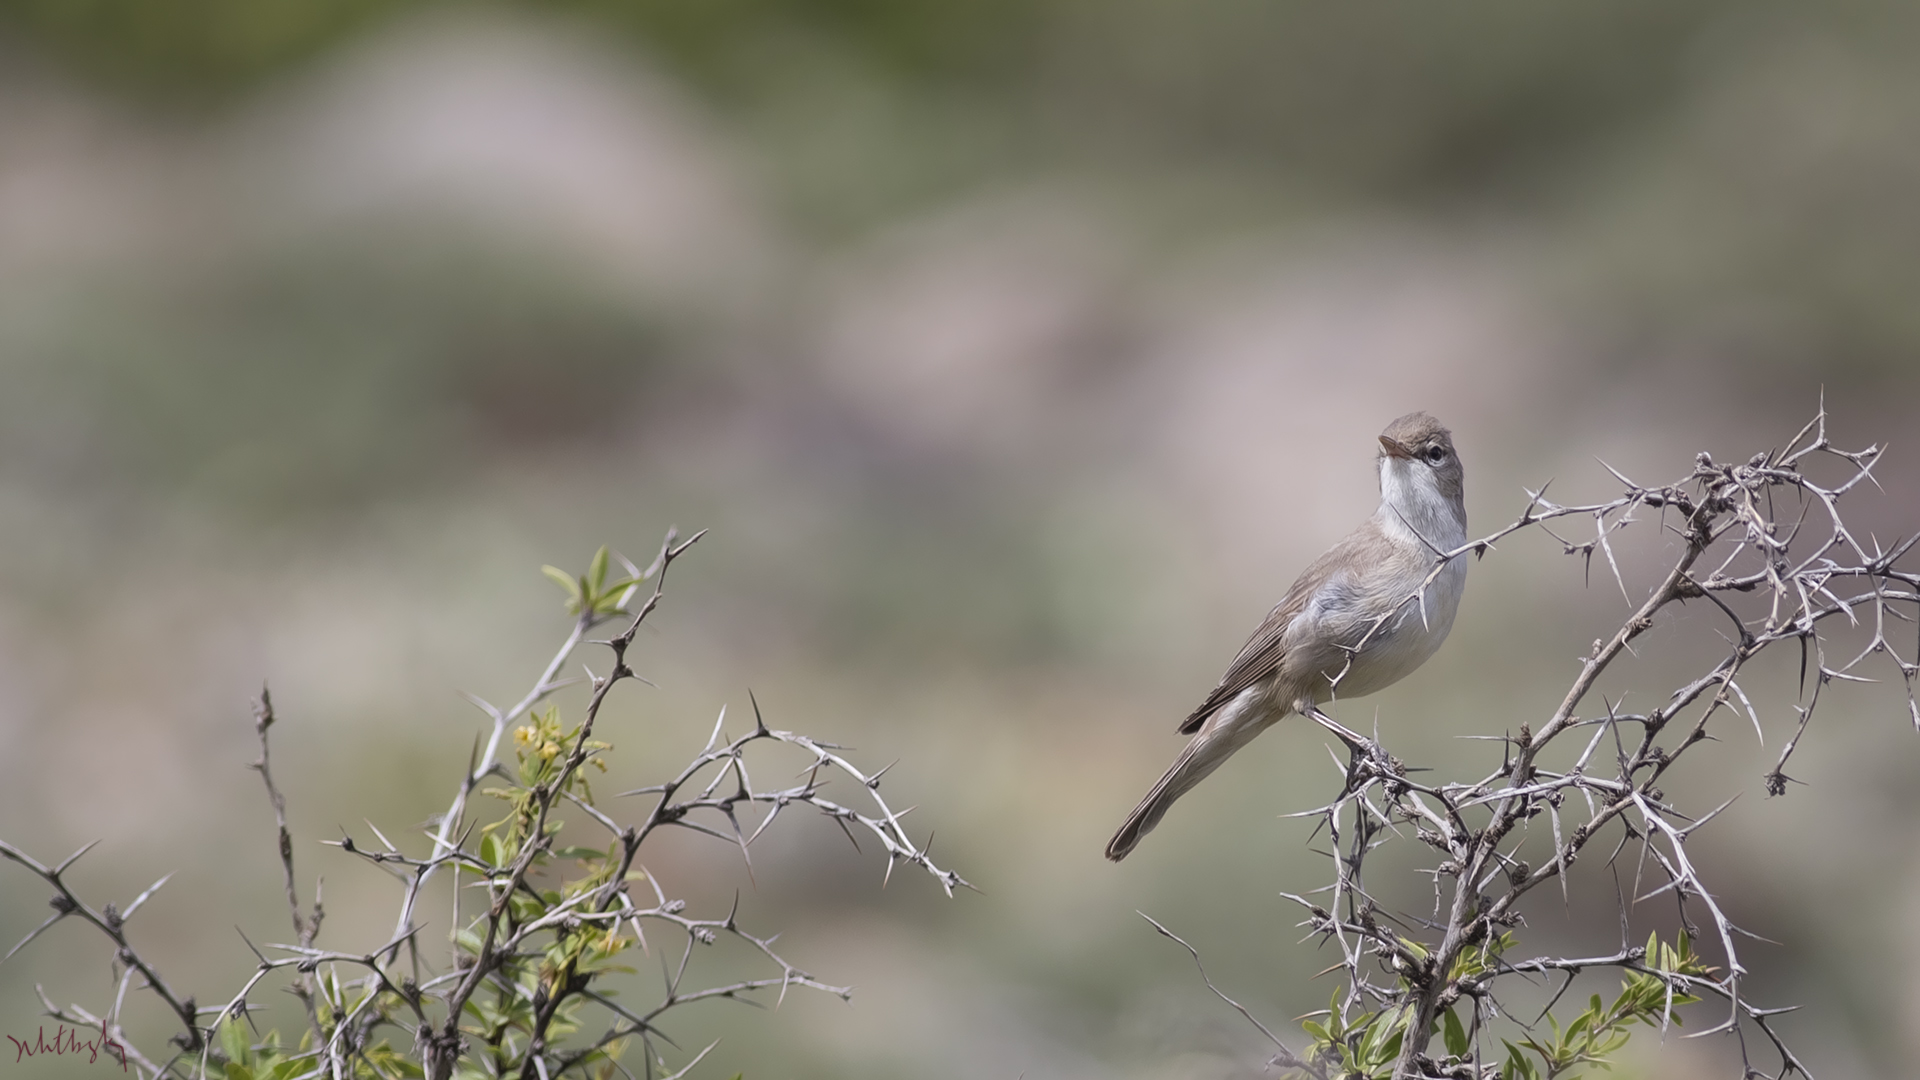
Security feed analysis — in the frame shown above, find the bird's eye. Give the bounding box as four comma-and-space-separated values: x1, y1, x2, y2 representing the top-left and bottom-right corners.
1425, 446, 1447, 464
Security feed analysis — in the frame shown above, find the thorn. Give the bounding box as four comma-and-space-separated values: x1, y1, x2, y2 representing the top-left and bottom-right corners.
55, 840, 102, 876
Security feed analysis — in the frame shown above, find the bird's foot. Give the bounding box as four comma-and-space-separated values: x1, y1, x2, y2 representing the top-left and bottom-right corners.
1305, 707, 1401, 790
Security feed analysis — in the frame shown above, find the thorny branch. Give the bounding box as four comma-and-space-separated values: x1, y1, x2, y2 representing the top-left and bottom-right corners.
251, 686, 327, 1043
1, 528, 965, 1080
1152, 407, 1916, 1080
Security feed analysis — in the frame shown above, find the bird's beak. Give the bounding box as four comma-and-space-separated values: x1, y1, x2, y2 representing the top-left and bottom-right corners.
1378, 436, 1414, 460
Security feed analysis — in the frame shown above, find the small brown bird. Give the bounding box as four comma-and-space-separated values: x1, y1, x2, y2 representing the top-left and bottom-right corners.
1106, 412, 1468, 861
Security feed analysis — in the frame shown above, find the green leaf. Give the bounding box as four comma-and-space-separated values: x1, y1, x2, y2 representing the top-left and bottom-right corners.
587, 546, 609, 598
221, 1020, 250, 1065
1566, 999, 1597, 1041
1382, 1034, 1410, 1066
542, 566, 582, 601
224, 1063, 254, 1080
1354, 1009, 1405, 1070
1442, 1006, 1468, 1058
480, 832, 504, 867
1502, 1040, 1537, 1080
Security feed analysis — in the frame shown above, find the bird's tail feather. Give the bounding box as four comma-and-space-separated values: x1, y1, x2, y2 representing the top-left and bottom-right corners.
1104, 714, 1275, 861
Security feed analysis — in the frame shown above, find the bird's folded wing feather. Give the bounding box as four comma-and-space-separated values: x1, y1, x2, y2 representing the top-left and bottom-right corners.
1177, 540, 1354, 734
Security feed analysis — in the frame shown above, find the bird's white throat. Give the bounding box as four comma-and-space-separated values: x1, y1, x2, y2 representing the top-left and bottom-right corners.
1377, 458, 1467, 552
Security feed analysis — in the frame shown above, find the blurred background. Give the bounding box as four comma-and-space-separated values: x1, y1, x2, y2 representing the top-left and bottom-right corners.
2, 1, 1920, 1077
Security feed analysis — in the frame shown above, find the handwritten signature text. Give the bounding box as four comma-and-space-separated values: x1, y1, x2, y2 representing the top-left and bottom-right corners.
6, 1025, 128, 1070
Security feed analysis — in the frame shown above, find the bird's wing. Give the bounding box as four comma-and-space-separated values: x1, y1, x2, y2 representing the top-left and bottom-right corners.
1176, 539, 1353, 734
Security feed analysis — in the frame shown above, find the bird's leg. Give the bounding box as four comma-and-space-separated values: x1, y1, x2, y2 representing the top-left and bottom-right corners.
1305, 705, 1368, 749
1305, 706, 1398, 796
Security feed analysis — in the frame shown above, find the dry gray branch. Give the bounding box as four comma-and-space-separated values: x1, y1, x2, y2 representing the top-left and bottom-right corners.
1, 528, 965, 1080
1152, 406, 1916, 1080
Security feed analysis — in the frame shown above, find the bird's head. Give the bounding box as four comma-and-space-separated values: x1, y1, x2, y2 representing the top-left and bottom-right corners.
1377, 411, 1465, 511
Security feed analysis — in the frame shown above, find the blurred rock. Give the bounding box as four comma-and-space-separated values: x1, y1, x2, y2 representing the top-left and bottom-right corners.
228, 9, 777, 312
811, 191, 1130, 458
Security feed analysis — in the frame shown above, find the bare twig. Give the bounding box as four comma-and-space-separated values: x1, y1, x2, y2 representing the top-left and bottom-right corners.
1165, 409, 1909, 1080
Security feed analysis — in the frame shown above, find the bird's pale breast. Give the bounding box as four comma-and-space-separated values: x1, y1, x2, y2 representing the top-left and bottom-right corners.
1282, 521, 1466, 706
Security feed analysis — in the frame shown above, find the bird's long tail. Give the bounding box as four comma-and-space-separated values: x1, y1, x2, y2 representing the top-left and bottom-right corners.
1104, 709, 1278, 862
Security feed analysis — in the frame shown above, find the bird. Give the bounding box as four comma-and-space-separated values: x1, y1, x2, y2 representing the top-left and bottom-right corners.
1105, 411, 1468, 861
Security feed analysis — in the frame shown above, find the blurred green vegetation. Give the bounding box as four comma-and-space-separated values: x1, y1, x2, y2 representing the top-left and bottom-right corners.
10, 240, 674, 512
0, 0, 1750, 207
0, 0, 1039, 102
0, 0, 1848, 200
8, 0, 1920, 349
